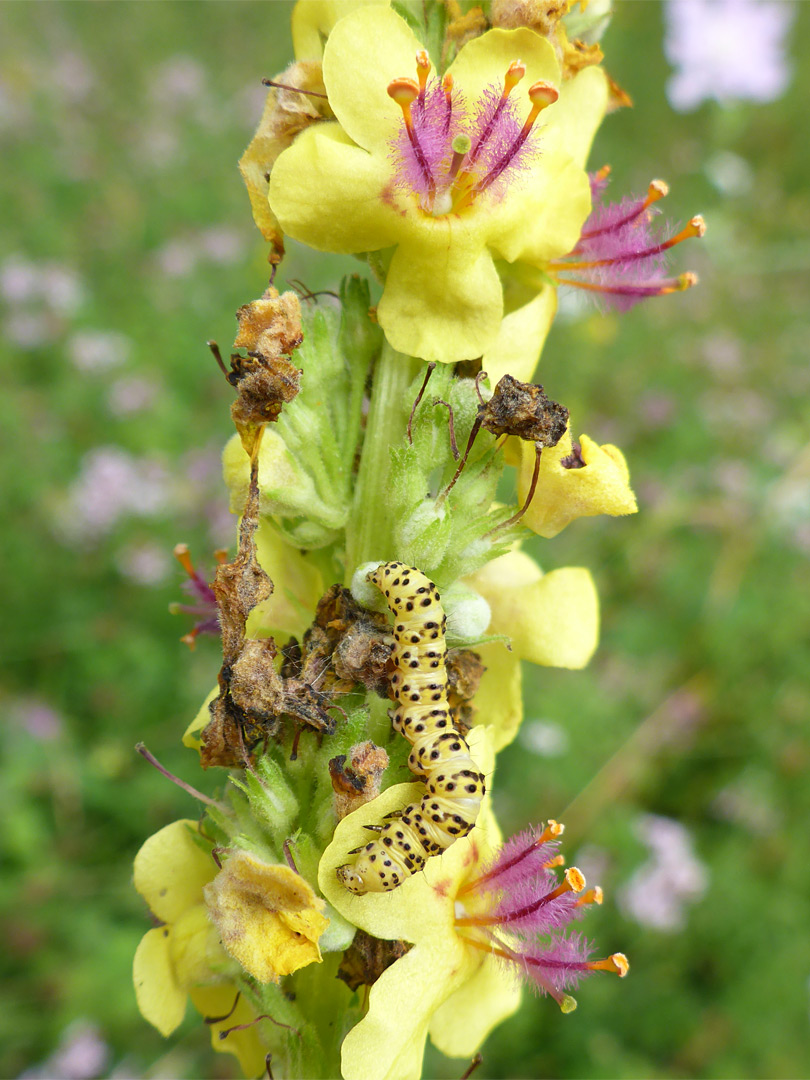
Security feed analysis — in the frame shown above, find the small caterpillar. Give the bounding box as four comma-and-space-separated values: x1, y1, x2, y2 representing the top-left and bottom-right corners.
337, 562, 486, 894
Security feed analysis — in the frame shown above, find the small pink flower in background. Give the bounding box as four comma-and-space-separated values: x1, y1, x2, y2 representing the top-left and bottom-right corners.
148, 55, 206, 108
19, 1020, 109, 1080
115, 542, 172, 587
11, 698, 63, 742
59, 447, 170, 542
664, 0, 796, 112
67, 329, 132, 373
107, 376, 156, 417
619, 814, 708, 931
155, 226, 247, 278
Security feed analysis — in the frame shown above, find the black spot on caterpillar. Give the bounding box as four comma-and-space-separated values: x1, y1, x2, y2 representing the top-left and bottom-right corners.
337, 562, 485, 894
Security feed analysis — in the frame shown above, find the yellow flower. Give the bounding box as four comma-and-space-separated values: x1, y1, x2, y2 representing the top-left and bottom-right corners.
467, 549, 599, 748
268, 6, 607, 362
132, 821, 264, 1076
515, 425, 638, 538
205, 850, 329, 984
319, 728, 521, 1080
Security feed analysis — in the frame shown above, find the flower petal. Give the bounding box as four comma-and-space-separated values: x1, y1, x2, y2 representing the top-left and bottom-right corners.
205, 852, 328, 983
189, 984, 268, 1078
481, 286, 557, 385
378, 232, 503, 361
517, 428, 638, 538
247, 519, 325, 638
133, 820, 216, 923
472, 641, 523, 751
490, 148, 592, 264
341, 939, 474, 1080
183, 686, 218, 751
319, 727, 495, 939
429, 952, 522, 1058
542, 65, 609, 168
447, 26, 560, 103
133, 928, 187, 1037
321, 5, 422, 155
471, 551, 600, 669
269, 123, 400, 253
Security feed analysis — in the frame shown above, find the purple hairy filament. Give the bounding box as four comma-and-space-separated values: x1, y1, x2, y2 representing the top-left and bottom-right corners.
453, 821, 628, 1011
551, 170, 706, 311
171, 542, 223, 647
387, 53, 558, 217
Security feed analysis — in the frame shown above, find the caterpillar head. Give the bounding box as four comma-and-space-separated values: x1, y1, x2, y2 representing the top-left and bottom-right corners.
336, 863, 369, 895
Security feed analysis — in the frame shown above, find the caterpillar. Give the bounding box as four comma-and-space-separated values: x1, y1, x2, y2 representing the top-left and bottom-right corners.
336, 562, 486, 894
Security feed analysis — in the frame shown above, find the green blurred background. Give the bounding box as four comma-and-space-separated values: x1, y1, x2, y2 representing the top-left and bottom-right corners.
2, 2, 809, 1077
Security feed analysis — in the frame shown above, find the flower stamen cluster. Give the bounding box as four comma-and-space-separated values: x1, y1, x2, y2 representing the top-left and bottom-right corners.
553, 170, 705, 309
388, 51, 558, 216
453, 821, 628, 1012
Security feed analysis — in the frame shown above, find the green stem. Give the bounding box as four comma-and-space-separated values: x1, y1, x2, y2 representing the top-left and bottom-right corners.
344, 340, 421, 582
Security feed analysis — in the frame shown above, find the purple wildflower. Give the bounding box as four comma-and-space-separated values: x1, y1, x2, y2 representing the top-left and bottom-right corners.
454, 820, 627, 1012
553, 172, 704, 311
387, 54, 556, 216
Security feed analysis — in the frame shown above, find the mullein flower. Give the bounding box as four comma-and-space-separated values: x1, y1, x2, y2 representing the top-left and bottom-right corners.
268, 5, 608, 361
132, 820, 266, 1076
552, 170, 705, 310
320, 730, 626, 1080
513, 424, 638, 538
205, 850, 329, 983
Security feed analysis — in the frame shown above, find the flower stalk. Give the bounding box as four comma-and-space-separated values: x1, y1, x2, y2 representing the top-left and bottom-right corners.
133, 2, 707, 1077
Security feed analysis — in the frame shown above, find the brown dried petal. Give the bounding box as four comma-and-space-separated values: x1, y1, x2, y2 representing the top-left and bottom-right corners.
480, 374, 569, 446
337, 930, 410, 992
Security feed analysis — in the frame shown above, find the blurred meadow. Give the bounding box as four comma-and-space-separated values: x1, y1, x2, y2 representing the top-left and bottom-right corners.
2, 1, 809, 1078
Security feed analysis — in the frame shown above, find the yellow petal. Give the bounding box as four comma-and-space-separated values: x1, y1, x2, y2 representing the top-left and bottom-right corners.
482, 286, 558, 386
429, 952, 522, 1058
183, 686, 219, 751
470, 551, 600, 669
170, 904, 231, 988
490, 149, 592, 265
189, 984, 267, 1079
447, 26, 560, 105
517, 428, 638, 538
205, 852, 328, 983
472, 641, 523, 751
293, 0, 392, 62
321, 5, 421, 155
542, 65, 609, 169
133, 927, 187, 1037
247, 518, 324, 639
133, 820, 216, 922
268, 123, 399, 254
378, 231, 502, 362
341, 938, 474, 1080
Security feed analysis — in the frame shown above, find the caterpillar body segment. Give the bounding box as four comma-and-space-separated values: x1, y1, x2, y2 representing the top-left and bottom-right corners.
337, 562, 486, 894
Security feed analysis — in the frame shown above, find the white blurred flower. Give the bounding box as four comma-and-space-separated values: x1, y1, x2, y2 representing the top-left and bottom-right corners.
664, 0, 796, 111
519, 719, 570, 757
68, 330, 132, 373
107, 376, 156, 416
59, 447, 170, 542
116, 542, 172, 586
619, 814, 708, 931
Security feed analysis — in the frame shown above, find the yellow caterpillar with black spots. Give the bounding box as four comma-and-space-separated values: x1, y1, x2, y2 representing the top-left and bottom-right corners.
337, 562, 486, 894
